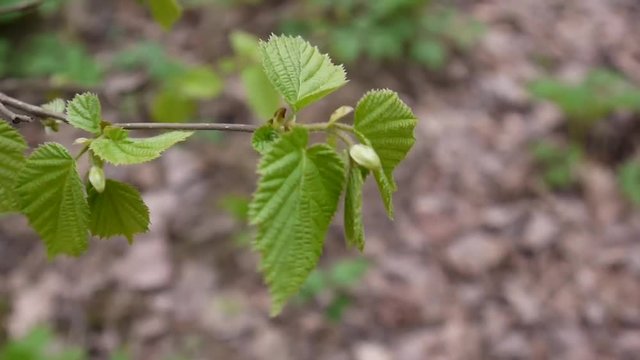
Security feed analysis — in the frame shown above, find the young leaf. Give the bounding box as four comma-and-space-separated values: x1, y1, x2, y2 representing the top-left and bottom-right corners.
354, 89, 417, 216
260, 35, 347, 111
148, 0, 182, 30
249, 128, 346, 315
90, 130, 192, 165
88, 179, 150, 243
251, 125, 281, 154
344, 162, 365, 251
66, 93, 102, 134
0, 120, 27, 213
16, 143, 89, 257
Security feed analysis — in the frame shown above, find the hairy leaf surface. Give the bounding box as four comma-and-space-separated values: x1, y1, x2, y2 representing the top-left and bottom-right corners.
66, 93, 101, 134
354, 89, 416, 217
251, 125, 281, 154
17, 143, 89, 257
0, 121, 27, 213
260, 35, 347, 111
88, 179, 150, 243
344, 162, 365, 251
90, 130, 192, 165
249, 128, 345, 314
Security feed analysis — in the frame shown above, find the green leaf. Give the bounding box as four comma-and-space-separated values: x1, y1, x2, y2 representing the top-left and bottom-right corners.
344, 162, 365, 251
42, 98, 65, 114
260, 35, 347, 111
148, 0, 182, 29
88, 179, 150, 243
151, 88, 196, 123
90, 129, 193, 165
251, 125, 280, 154
230, 30, 261, 62
175, 66, 223, 100
0, 120, 27, 213
66, 92, 102, 134
16, 143, 89, 257
249, 128, 346, 315
241, 65, 281, 119
354, 89, 417, 217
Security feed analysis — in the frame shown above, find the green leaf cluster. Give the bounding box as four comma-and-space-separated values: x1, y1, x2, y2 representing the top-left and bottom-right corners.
113, 42, 223, 124
0, 34, 102, 86
0, 93, 190, 257
249, 35, 417, 314
529, 69, 640, 138
279, 0, 483, 70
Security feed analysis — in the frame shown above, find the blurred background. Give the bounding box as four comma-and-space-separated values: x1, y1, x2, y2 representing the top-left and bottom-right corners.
1, 0, 640, 359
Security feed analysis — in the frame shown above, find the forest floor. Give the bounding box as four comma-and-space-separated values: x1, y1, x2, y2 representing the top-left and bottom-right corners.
1, 0, 640, 359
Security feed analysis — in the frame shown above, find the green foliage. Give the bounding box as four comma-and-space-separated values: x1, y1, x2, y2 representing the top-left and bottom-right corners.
249, 128, 346, 315
251, 125, 281, 154
532, 141, 583, 190
16, 143, 90, 257
89, 129, 192, 165
113, 42, 222, 123
260, 35, 347, 111
354, 89, 417, 216
5, 34, 102, 86
0, 121, 27, 213
1, 35, 417, 314
0, 326, 84, 360
618, 160, 640, 207
344, 163, 365, 251
88, 179, 150, 243
298, 258, 369, 321
529, 69, 640, 138
66, 93, 102, 135
148, 0, 183, 29
280, 0, 483, 70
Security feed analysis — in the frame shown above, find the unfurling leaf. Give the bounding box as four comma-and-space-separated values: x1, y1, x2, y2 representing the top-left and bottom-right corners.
88, 179, 150, 243
16, 143, 89, 257
251, 125, 280, 154
89, 166, 105, 193
148, 0, 182, 30
249, 128, 346, 315
90, 129, 192, 165
344, 162, 365, 251
66, 92, 102, 134
0, 120, 27, 213
260, 35, 347, 111
329, 105, 354, 124
354, 89, 417, 217
349, 144, 381, 171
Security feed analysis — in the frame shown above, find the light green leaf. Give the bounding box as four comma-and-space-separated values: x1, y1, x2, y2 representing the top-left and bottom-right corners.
88, 179, 150, 243
372, 167, 394, 218
16, 143, 89, 257
241, 65, 281, 119
176, 66, 223, 100
66, 92, 101, 134
249, 127, 346, 315
148, 0, 182, 30
344, 162, 365, 251
0, 120, 27, 213
251, 125, 280, 154
230, 30, 261, 62
151, 89, 196, 123
90, 129, 193, 165
260, 35, 347, 111
42, 98, 65, 114
354, 89, 417, 217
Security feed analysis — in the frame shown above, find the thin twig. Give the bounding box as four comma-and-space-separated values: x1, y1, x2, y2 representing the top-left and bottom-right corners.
0, 0, 42, 15
0, 101, 32, 124
0, 92, 258, 133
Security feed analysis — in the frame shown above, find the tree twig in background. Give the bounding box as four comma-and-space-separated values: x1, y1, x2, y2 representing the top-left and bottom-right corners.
0, 0, 42, 16
0, 101, 32, 124
0, 92, 258, 132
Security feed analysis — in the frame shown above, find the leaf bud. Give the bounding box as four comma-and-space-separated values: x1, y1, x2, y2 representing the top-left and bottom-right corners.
89, 166, 106, 193
349, 144, 381, 170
